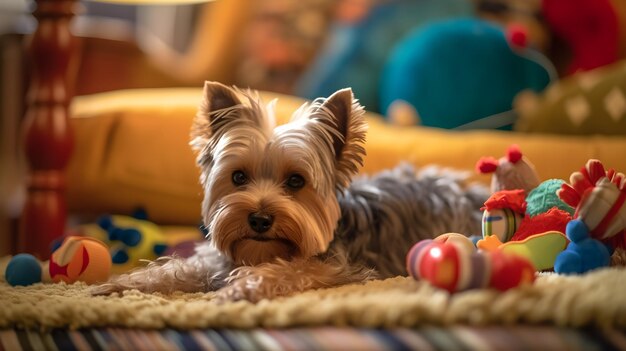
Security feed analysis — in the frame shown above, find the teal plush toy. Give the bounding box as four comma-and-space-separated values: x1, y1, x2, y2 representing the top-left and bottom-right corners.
380, 18, 553, 130
525, 179, 575, 217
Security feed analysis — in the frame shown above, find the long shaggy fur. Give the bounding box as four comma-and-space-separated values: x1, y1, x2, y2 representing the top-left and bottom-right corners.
93, 82, 489, 301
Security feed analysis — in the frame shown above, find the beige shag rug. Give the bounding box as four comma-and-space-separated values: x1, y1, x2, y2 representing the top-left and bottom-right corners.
1, 268, 626, 330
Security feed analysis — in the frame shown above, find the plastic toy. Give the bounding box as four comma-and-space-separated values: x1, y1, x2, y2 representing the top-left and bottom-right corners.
481, 189, 526, 242
406, 235, 536, 293
554, 220, 612, 274
49, 236, 112, 284
5, 254, 42, 287
60, 214, 169, 274
500, 231, 568, 271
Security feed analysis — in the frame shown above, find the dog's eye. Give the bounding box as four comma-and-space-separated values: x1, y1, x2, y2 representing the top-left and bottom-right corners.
232, 171, 248, 186
285, 174, 305, 190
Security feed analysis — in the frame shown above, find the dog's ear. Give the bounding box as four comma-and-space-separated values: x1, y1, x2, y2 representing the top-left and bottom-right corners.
316, 88, 367, 189
191, 82, 242, 147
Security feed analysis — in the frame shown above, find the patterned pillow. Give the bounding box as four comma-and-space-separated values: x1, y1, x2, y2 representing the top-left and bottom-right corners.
514, 60, 626, 135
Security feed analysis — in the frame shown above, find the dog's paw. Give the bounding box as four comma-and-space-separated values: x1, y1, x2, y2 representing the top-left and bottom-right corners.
214, 278, 261, 303
89, 283, 126, 296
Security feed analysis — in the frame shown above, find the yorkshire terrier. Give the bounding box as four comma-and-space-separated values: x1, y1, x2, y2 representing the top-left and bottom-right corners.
92, 82, 488, 302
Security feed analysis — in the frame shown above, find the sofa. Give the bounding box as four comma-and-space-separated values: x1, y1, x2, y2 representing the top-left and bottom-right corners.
66, 87, 626, 228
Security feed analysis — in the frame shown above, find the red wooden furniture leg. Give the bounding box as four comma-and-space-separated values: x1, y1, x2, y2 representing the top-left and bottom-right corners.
19, 0, 79, 259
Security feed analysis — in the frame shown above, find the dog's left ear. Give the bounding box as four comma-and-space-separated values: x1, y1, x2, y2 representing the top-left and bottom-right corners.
317, 88, 367, 189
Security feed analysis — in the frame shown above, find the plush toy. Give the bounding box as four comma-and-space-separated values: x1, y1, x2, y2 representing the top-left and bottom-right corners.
554, 159, 626, 274
476, 145, 573, 269
49, 236, 111, 284
554, 220, 612, 274
380, 18, 552, 129
477, 186, 571, 270
476, 144, 541, 194
5, 254, 42, 287
407, 235, 536, 293
558, 159, 626, 243
511, 207, 571, 242
542, 0, 621, 75
525, 179, 574, 217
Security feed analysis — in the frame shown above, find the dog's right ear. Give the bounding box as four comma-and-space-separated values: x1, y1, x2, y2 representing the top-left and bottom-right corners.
191, 82, 242, 150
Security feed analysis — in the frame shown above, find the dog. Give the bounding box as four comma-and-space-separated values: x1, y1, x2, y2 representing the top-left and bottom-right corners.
92, 82, 488, 302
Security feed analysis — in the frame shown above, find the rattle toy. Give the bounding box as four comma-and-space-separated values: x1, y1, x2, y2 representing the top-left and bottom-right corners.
407, 234, 535, 293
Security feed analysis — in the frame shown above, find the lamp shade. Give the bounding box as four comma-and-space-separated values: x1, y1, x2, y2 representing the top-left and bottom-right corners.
88, 0, 211, 4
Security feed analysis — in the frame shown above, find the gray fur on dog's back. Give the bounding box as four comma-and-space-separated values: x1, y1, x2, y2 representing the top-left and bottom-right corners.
333, 164, 489, 278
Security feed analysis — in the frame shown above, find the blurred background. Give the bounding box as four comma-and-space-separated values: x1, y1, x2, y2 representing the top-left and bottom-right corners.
1, 0, 624, 116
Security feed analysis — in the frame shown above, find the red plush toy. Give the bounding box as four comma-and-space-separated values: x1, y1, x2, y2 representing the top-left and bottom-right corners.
542, 0, 620, 74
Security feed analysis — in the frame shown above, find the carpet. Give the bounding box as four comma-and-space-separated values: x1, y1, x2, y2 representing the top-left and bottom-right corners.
1, 268, 625, 330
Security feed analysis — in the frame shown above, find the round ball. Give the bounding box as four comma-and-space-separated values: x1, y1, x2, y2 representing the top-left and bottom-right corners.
5, 254, 42, 287
406, 240, 434, 279
50, 236, 112, 284
526, 179, 574, 217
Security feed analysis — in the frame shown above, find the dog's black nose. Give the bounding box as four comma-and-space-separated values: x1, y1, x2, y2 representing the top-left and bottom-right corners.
248, 212, 274, 233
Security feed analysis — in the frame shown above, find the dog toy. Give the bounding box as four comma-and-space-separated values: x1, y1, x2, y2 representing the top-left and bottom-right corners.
481, 189, 526, 242
554, 159, 626, 273
478, 191, 571, 270
476, 145, 576, 270
558, 160, 626, 242
59, 214, 169, 274
554, 220, 612, 274
511, 207, 571, 242
525, 179, 574, 217
407, 235, 536, 293
49, 236, 112, 284
476, 144, 541, 194
5, 254, 42, 287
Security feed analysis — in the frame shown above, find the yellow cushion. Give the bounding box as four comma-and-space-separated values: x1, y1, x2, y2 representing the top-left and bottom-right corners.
68, 88, 626, 225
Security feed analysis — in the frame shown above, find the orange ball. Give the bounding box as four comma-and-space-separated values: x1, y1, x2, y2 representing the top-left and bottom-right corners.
49, 236, 112, 284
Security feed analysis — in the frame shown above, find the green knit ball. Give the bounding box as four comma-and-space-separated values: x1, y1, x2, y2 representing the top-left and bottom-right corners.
525, 179, 574, 217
